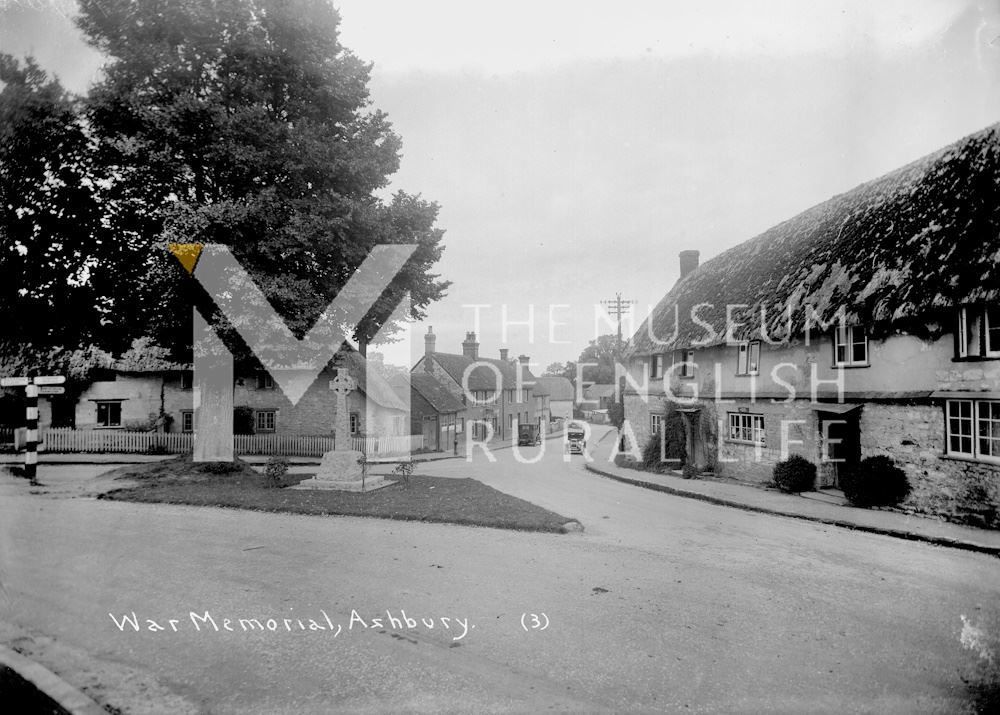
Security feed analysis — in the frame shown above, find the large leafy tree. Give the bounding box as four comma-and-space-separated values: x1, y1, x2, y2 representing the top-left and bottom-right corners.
1, 0, 448, 369
0, 56, 114, 354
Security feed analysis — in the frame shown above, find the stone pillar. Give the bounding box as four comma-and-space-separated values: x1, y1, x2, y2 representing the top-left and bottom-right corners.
193, 308, 234, 462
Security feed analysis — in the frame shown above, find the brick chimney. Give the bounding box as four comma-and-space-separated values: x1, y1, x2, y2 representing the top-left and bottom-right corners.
679, 250, 700, 279
518, 354, 529, 366
499, 348, 509, 361
424, 326, 436, 356
462, 331, 479, 360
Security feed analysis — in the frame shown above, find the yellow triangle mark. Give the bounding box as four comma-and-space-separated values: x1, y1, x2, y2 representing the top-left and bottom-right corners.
167, 243, 203, 274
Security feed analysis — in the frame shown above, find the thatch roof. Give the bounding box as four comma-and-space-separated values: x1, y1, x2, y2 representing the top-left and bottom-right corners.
630, 123, 1000, 356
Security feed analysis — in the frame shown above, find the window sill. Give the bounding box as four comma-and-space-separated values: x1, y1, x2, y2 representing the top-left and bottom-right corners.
724, 439, 765, 447
952, 356, 1000, 363
939, 452, 1000, 466
734, 373, 761, 378
831, 363, 870, 369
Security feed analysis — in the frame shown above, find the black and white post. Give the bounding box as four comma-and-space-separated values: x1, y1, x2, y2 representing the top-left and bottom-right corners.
25, 382, 38, 485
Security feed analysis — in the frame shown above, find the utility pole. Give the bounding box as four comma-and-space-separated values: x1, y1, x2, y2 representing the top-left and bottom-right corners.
600, 292, 636, 361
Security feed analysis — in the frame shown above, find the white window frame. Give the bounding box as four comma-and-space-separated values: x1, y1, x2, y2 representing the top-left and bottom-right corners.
650, 355, 663, 379
650, 413, 664, 434
834, 325, 868, 367
986, 308, 1000, 358
727, 412, 765, 446
679, 349, 696, 379
180, 410, 194, 433
257, 372, 275, 390
956, 307, 999, 359
946, 399, 1000, 463
736, 340, 761, 376
180, 371, 193, 390
349, 412, 359, 434
255, 409, 276, 432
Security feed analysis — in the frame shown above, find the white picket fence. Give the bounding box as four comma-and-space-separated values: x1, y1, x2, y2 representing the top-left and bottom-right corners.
38, 428, 422, 457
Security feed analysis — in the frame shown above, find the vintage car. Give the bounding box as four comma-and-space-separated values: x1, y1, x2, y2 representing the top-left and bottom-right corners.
518, 423, 542, 446
565, 422, 587, 454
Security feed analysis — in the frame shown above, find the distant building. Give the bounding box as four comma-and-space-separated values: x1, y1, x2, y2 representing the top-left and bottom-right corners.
534, 376, 574, 420
412, 328, 543, 443
393, 371, 465, 452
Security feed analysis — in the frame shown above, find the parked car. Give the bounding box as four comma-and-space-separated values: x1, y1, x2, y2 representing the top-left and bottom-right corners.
518, 423, 541, 446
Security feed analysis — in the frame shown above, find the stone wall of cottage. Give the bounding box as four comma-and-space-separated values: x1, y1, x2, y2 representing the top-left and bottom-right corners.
859, 403, 1000, 528
713, 400, 820, 483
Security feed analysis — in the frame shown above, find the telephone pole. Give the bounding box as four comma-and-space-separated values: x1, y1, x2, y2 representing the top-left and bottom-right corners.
600, 293, 636, 359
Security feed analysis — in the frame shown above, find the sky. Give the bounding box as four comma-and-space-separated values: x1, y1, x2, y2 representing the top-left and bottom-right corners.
2, 0, 999, 372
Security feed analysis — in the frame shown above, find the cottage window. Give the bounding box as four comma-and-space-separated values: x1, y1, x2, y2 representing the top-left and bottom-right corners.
834, 326, 868, 366
650, 355, 664, 379
350, 412, 359, 434
457, 417, 465, 434
679, 349, 696, 378
180, 371, 193, 390
96, 401, 122, 428
256, 372, 275, 390
727, 412, 765, 446
650, 414, 664, 434
946, 399, 1000, 462
181, 410, 194, 433
956, 307, 999, 359
736, 341, 761, 376
255, 410, 276, 432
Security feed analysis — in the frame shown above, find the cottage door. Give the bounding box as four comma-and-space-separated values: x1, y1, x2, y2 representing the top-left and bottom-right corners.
821, 415, 861, 488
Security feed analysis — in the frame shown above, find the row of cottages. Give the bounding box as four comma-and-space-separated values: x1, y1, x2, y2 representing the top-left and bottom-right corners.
625, 122, 1000, 527
68, 348, 407, 441
409, 328, 550, 445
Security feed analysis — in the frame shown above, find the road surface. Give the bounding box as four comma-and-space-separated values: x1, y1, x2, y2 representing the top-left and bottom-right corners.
1, 428, 997, 713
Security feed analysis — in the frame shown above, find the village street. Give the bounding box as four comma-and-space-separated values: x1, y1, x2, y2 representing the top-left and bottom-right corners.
1, 428, 999, 713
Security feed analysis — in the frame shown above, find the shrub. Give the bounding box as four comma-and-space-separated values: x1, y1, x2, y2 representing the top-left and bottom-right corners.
641, 413, 686, 470
198, 460, 242, 475
264, 456, 290, 488
607, 403, 625, 430
772, 455, 816, 493
682, 463, 700, 479
840, 455, 910, 507
144, 443, 170, 455
392, 461, 414, 484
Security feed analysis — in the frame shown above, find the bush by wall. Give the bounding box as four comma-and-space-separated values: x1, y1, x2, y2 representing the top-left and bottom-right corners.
641, 412, 686, 470
840, 455, 910, 507
264, 455, 290, 487
772, 454, 816, 493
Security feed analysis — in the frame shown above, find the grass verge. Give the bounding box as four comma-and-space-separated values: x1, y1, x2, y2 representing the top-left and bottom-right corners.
98, 455, 576, 533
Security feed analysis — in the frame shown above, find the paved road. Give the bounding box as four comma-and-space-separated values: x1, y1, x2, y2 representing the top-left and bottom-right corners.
1, 430, 998, 713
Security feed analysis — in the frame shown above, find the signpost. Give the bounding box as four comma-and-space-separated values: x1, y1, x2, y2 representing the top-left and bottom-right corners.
0, 375, 66, 485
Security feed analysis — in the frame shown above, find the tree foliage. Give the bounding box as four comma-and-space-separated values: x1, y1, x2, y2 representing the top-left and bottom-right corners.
1, 0, 449, 369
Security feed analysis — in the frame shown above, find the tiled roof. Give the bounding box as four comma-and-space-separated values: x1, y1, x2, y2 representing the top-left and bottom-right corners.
630, 123, 1000, 355
533, 376, 575, 401
428, 352, 531, 392
403, 372, 466, 413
